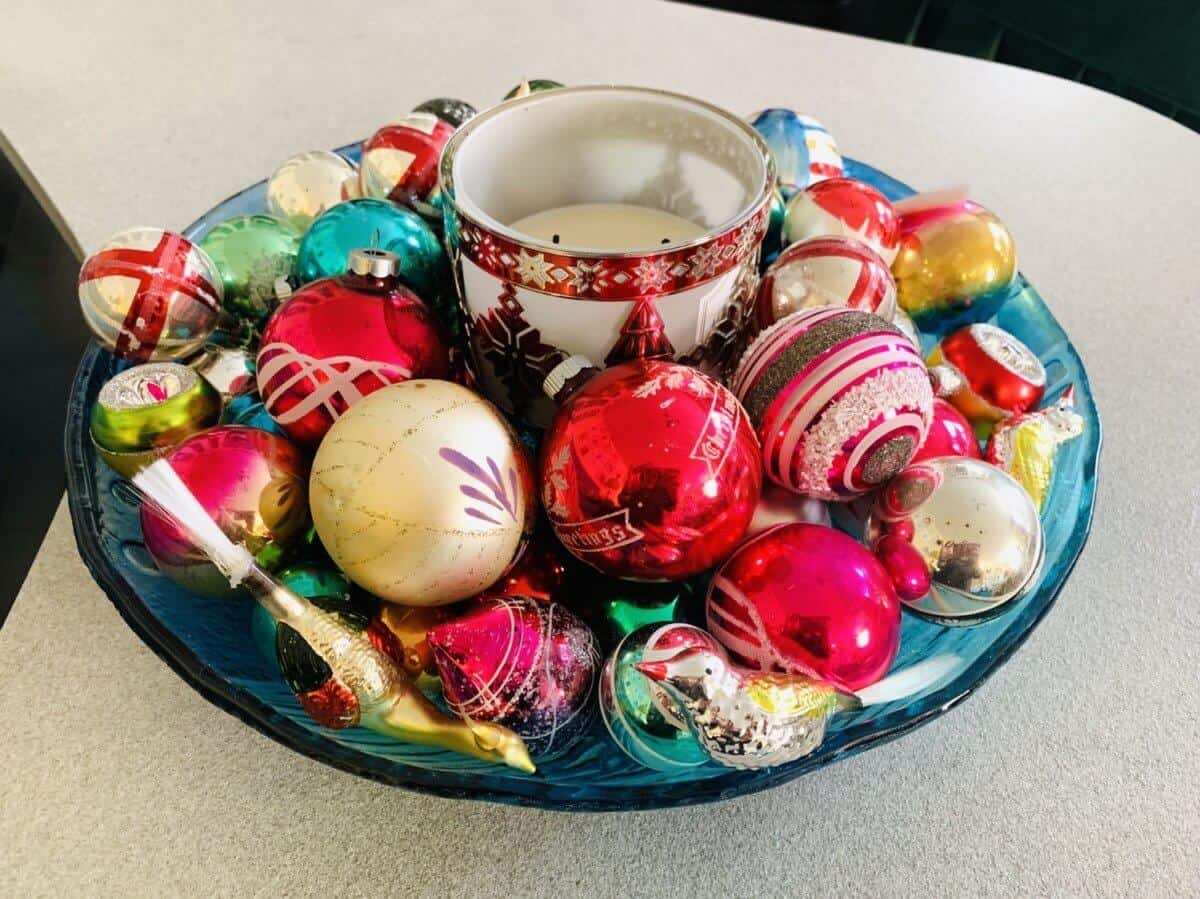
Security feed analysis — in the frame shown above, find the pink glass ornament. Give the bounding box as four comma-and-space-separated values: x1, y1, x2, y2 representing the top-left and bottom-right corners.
731, 307, 933, 501
706, 523, 901, 691
256, 250, 449, 445
911, 398, 982, 464
540, 359, 762, 581
427, 595, 600, 756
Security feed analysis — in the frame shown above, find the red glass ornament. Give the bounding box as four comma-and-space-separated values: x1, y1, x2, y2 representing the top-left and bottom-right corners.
540, 359, 762, 580
706, 523, 901, 691
911, 398, 982, 463
487, 535, 569, 602
256, 263, 449, 445
360, 113, 454, 212
928, 323, 1045, 420
427, 595, 600, 756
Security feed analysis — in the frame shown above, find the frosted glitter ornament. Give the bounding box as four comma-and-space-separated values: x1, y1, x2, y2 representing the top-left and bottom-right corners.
297, 198, 446, 300
730, 307, 933, 500
746, 108, 843, 197
636, 626, 859, 769
986, 387, 1084, 511
309, 380, 535, 605
78, 227, 222, 361
266, 150, 359, 231
360, 113, 455, 220
256, 249, 449, 446
539, 358, 762, 581
412, 96, 478, 128
707, 523, 901, 691
199, 214, 301, 321
782, 178, 900, 265
755, 236, 897, 328
139, 426, 310, 598
892, 199, 1016, 318
910, 398, 982, 464
928, 323, 1045, 423
427, 595, 601, 757
865, 457, 1044, 622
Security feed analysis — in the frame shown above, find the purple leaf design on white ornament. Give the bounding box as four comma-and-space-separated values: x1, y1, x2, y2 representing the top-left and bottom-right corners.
438, 447, 519, 525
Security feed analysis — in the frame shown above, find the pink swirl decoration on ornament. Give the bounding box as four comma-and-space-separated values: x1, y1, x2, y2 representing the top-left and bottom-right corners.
256, 342, 412, 426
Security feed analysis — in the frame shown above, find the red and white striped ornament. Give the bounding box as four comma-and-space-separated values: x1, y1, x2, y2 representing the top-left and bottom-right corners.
782, 178, 900, 265
360, 112, 454, 216
78, 227, 223, 362
731, 307, 933, 500
755, 235, 897, 329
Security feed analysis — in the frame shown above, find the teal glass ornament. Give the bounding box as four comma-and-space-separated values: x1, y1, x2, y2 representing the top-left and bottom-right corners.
762, 185, 787, 266
296, 198, 446, 304
220, 393, 285, 436
249, 565, 361, 676
598, 624, 710, 772
199, 214, 301, 321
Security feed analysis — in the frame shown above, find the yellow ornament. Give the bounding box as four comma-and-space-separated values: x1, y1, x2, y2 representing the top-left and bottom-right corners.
310, 380, 535, 605
986, 387, 1084, 511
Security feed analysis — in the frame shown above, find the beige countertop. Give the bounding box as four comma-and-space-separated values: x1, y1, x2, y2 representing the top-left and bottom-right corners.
2, 0, 1199, 895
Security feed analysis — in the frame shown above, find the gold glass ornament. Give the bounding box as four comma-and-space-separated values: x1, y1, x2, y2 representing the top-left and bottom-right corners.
266, 150, 359, 232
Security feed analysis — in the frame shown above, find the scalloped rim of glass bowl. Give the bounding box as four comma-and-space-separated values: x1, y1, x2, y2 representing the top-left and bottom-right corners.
64, 143, 1101, 812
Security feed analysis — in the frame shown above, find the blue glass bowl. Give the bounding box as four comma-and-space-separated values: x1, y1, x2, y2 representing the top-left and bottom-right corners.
65, 147, 1101, 811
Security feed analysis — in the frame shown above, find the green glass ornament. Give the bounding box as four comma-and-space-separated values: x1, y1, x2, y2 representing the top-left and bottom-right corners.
571, 578, 702, 652
412, 97, 478, 128
503, 79, 564, 100
199, 214, 301, 322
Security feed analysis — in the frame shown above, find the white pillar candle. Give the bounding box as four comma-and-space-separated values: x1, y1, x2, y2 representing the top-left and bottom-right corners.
510, 203, 705, 252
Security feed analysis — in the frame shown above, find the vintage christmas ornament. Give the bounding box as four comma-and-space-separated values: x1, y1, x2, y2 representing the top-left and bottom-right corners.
266, 150, 359, 231
928, 323, 1045, 423
782, 178, 900, 265
571, 578, 703, 651
986, 387, 1084, 511
188, 342, 256, 403
250, 564, 363, 676
412, 96, 478, 128
746, 482, 831, 538
707, 523, 901, 691
371, 602, 453, 686
309, 379, 535, 605
731, 307, 933, 500
140, 426, 310, 598
199, 214, 302, 322
79, 227, 223, 361
427, 595, 601, 757
636, 628, 859, 769
133, 460, 535, 772
755, 235, 897, 328
90, 362, 221, 477
762, 184, 787, 263
297, 198, 446, 301
599, 623, 717, 771
746, 108, 843, 197
892, 306, 921, 349
360, 113, 454, 220
503, 78, 564, 99
892, 199, 1017, 317
539, 357, 762, 581
910, 397, 982, 464
865, 456, 1044, 622
221, 395, 285, 436
486, 533, 570, 602
257, 248, 450, 445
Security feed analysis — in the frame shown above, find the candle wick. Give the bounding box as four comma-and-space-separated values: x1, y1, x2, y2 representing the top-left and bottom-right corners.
552, 234, 560, 244
661, 237, 670, 244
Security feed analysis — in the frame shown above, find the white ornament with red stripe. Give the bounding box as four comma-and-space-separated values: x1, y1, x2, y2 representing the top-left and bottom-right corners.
782, 177, 901, 265
360, 112, 454, 218
755, 235, 897, 328
730, 307, 933, 500
78, 227, 223, 362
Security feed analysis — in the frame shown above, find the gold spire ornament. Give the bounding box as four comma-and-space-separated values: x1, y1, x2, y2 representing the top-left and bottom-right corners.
133, 459, 535, 774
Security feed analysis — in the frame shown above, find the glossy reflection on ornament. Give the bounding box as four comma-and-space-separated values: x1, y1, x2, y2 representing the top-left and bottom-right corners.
266, 150, 359, 231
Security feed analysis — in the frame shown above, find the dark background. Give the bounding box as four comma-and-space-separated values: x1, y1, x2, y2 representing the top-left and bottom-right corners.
0, 0, 1195, 627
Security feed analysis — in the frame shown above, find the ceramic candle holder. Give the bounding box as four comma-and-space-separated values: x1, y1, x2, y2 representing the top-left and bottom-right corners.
440, 85, 775, 425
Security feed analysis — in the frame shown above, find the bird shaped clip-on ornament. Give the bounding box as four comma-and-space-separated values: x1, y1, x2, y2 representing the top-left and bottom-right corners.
132, 459, 536, 774
633, 624, 859, 770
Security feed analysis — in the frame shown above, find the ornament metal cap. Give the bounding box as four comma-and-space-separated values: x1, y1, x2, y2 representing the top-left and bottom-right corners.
543, 355, 595, 401
348, 247, 401, 278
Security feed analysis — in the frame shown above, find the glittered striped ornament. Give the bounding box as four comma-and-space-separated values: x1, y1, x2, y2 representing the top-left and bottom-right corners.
78, 227, 223, 362
755, 235, 897, 329
746, 109, 843, 197
428, 595, 601, 757
730, 307, 933, 500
